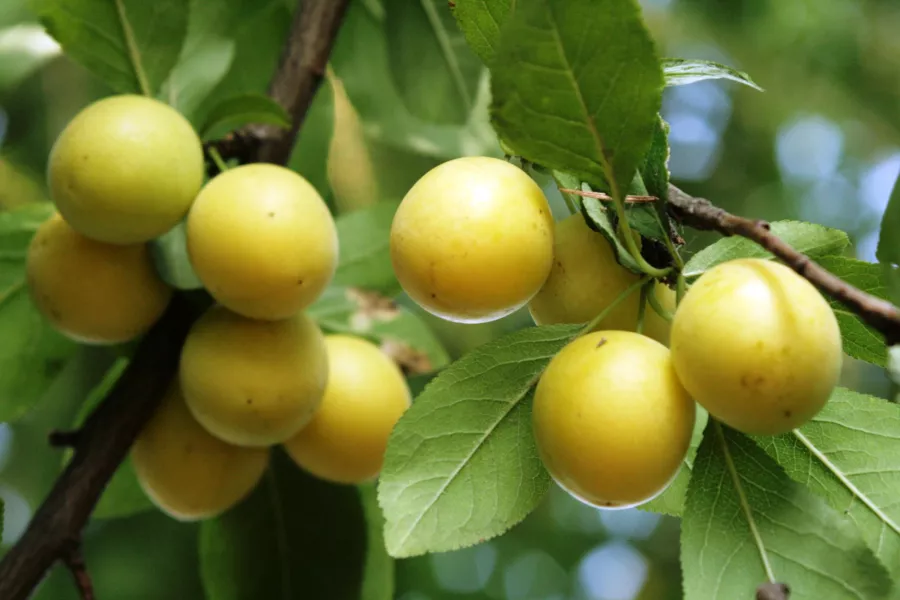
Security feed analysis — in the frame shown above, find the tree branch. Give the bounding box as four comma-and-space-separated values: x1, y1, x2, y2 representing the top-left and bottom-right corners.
0, 2, 351, 598
666, 185, 900, 345
61, 539, 94, 600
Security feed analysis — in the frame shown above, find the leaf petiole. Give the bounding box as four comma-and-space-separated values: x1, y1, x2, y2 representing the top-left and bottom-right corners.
580, 276, 650, 335
208, 147, 230, 174
646, 284, 673, 323
676, 272, 687, 306
609, 188, 671, 279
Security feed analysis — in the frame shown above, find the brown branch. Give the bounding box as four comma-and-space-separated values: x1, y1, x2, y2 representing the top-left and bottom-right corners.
666, 185, 900, 345
48, 429, 81, 448
61, 539, 94, 600
0, 2, 351, 598
250, 0, 351, 165
0, 297, 197, 600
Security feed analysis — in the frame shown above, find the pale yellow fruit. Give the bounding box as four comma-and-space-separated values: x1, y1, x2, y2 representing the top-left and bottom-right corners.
528, 214, 674, 344
47, 95, 203, 244
533, 331, 695, 509
132, 383, 268, 521
284, 335, 411, 484
671, 258, 842, 435
26, 212, 172, 344
390, 156, 554, 323
179, 305, 328, 447
187, 164, 338, 320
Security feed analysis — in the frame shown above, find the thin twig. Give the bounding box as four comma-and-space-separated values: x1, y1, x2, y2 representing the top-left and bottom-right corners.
558, 187, 657, 203
666, 184, 900, 345
564, 183, 900, 345
61, 540, 94, 600
0, 2, 352, 598
47, 429, 81, 448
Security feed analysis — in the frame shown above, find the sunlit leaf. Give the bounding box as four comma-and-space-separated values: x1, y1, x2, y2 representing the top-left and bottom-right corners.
378, 324, 580, 557
682, 422, 891, 600
34, 0, 189, 95
450, 0, 512, 66
755, 388, 900, 582
491, 0, 664, 195
683, 221, 850, 278
662, 58, 763, 91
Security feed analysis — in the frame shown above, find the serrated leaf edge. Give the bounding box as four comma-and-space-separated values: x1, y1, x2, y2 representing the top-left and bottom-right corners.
791, 429, 900, 537
387, 370, 544, 555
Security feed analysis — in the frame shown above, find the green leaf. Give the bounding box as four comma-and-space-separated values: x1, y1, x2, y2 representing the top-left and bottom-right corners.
332, 202, 400, 295
378, 324, 581, 557
384, 0, 483, 125
194, 1, 290, 130
200, 450, 367, 599
360, 482, 394, 600
199, 93, 290, 141
161, 0, 276, 120
450, 0, 512, 66
640, 406, 708, 516
490, 0, 664, 196
877, 171, 900, 305
0, 23, 62, 91
629, 118, 682, 253
683, 221, 850, 278
682, 422, 892, 600
754, 388, 900, 583
330, 3, 498, 161
580, 195, 644, 275
816, 256, 888, 366
639, 117, 672, 201
307, 287, 449, 372
0, 202, 77, 422
149, 221, 203, 291
33, 0, 189, 95
64, 357, 154, 520
288, 80, 333, 199
662, 58, 763, 91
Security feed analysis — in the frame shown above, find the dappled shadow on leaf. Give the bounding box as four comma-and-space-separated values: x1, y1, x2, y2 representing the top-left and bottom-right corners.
199, 450, 369, 600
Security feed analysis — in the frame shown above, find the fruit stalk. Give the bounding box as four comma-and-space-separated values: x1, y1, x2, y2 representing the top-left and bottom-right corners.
0, 2, 352, 598
667, 184, 900, 345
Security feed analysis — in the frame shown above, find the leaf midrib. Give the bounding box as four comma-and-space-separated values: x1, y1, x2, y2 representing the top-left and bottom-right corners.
113, 0, 151, 95
420, 0, 472, 110
716, 422, 777, 583
544, 3, 622, 198
791, 428, 900, 537
391, 375, 538, 553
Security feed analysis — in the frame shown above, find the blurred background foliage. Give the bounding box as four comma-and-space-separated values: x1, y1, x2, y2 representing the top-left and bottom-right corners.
0, 0, 897, 598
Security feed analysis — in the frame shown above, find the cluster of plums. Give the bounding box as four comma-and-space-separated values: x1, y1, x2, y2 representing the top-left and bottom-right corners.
390, 157, 843, 509
25, 92, 844, 517
26, 95, 411, 520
